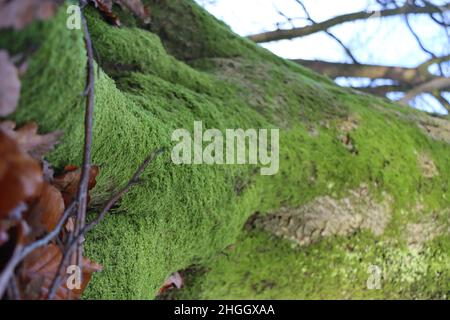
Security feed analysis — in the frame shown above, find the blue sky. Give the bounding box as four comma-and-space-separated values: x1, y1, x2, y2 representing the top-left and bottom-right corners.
196, 0, 450, 114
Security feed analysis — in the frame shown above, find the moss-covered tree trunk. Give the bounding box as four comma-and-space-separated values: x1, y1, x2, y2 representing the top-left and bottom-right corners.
1, 0, 449, 299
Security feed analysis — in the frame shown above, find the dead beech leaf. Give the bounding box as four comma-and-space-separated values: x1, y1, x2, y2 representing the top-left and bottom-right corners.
91, 0, 151, 26
115, 0, 151, 23
20, 244, 102, 299
25, 183, 64, 238
0, 0, 63, 30
0, 121, 62, 160
91, 0, 121, 26
0, 50, 20, 117
0, 132, 43, 220
159, 272, 183, 295
70, 258, 103, 298
53, 165, 99, 206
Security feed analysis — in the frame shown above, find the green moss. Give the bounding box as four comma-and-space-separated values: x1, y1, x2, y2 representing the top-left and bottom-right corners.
1, 1, 449, 299
175, 231, 449, 300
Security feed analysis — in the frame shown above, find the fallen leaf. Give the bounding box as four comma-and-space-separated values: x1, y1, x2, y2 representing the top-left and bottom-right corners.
158, 272, 183, 295
91, 0, 121, 26
19, 244, 102, 299
115, 0, 151, 24
0, 0, 63, 30
91, 0, 151, 26
0, 132, 43, 220
0, 50, 21, 117
0, 121, 63, 160
53, 165, 100, 206
25, 183, 64, 238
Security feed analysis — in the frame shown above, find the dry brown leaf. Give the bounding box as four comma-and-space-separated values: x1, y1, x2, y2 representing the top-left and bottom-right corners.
0, 0, 62, 30
20, 244, 102, 299
0, 50, 21, 117
91, 0, 121, 26
92, 0, 151, 26
0, 131, 42, 260
115, 0, 151, 23
0, 121, 62, 160
158, 272, 184, 294
0, 132, 43, 220
25, 183, 64, 238
53, 165, 100, 206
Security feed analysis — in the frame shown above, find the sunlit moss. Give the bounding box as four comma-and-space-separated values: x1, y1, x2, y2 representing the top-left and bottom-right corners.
175, 231, 449, 300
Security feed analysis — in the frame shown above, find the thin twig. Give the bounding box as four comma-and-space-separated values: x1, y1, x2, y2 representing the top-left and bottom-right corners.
0, 245, 23, 298
47, 148, 165, 299
0, 202, 76, 297
74, 0, 96, 273
248, 2, 450, 43
6, 277, 21, 300
85, 148, 165, 232
400, 77, 450, 104
295, 0, 360, 64
404, 12, 444, 76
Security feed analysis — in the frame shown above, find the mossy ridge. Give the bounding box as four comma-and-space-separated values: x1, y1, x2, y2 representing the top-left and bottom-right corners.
0, 1, 448, 299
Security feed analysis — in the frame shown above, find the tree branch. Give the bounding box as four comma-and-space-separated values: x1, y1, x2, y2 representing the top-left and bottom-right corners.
247, 3, 450, 43
74, 0, 95, 274
293, 58, 450, 103
355, 84, 412, 96
432, 92, 450, 111
400, 77, 450, 104
294, 0, 359, 64
292, 59, 435, 85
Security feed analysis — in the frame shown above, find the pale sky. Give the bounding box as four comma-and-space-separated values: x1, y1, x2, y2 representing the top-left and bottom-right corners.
196, 0, 450, 114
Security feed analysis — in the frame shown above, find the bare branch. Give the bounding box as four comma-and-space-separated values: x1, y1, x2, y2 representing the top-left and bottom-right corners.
247, 3, 450, 43
294, 57, 450, 103
400, 77, 450, 104
293, 59, 434, 85
432, 92, 450, 111
403, 13, 445, 76
74, 0, 96, 273
294, 0, 359, 64
355, 84, 413, 96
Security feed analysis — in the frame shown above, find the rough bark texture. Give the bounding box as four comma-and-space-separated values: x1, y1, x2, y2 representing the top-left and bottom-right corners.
1, 0, 449, 299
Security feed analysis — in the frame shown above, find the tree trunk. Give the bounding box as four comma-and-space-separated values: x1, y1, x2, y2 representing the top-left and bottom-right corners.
1, 0, 449, 299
